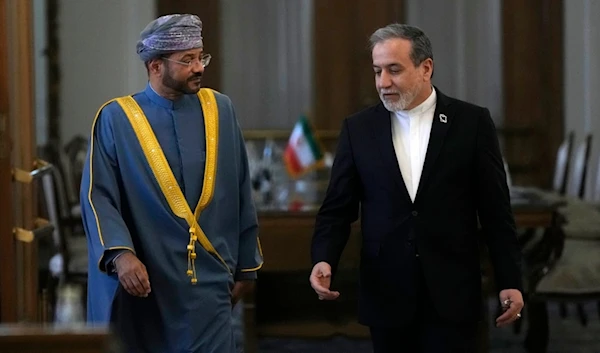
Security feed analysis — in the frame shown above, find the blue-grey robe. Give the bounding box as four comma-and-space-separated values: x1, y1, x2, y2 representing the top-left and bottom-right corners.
80, 84, 262, 353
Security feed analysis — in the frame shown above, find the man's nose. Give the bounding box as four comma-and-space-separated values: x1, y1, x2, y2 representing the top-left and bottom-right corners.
192, 61, 204, 74
378, 71, 392, 88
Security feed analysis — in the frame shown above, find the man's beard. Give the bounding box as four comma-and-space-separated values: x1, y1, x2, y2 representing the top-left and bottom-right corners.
379, 84, 420, 112
162, 69, 202, 95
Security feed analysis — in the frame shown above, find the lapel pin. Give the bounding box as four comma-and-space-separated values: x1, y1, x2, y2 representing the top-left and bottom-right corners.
439, 114, 447, 123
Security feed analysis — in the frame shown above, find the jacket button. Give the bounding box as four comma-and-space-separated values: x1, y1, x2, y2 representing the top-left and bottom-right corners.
412, 211, 418, 216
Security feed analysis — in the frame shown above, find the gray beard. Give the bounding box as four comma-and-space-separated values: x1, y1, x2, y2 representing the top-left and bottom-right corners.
379, 88, 419, 112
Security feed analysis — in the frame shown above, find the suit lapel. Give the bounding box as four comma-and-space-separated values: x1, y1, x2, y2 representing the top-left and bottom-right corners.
414, 89, 454, 203
370, 104, 412, 203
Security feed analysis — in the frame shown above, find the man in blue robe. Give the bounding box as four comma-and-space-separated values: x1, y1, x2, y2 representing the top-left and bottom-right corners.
80, 14, 263, 353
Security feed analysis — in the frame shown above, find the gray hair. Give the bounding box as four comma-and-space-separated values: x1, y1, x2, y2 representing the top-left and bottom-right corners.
369, 23, 433, 67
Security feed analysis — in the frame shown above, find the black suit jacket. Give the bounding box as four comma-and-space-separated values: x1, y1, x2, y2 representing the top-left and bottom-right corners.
311, 88, 522, 327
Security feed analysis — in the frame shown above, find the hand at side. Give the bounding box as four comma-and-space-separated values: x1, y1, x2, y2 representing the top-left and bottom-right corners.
496, 289, 524, 327
309, 262, 340, 300
115, 252, 151, 297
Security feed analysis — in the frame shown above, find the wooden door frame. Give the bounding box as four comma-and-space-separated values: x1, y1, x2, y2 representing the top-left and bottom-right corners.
0, 0, 17, 323
12, 0, 38, 322
0, 0, 37, 323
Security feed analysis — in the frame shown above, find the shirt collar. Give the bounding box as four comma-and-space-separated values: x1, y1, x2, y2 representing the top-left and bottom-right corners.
144, 82, 188, 110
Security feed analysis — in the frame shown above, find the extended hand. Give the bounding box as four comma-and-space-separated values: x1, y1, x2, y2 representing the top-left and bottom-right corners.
231, 280, 254, 307
309, 262, 340, 300
115, 252, 151, 297
496, 289, 524, 327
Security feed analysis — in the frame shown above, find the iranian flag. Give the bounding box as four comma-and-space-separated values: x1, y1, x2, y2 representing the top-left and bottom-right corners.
283, 116, 324, 178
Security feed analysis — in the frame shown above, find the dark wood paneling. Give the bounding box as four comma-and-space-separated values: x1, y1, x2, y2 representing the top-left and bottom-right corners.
313, 0, 403, 130
0, 0, 17, 323
0, 0, 38, 322
12, 0, 38, 322
157, 0, 222, 92
47, 0, 60, 143
502, 0, 563, 187
313, 1, 355, 130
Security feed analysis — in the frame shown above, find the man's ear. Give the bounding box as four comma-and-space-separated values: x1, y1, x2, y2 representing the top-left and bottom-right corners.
147, 58, 163, 75
422, 58, 434, 81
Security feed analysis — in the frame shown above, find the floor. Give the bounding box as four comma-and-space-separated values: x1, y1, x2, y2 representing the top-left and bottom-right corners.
255, 300, 600, 353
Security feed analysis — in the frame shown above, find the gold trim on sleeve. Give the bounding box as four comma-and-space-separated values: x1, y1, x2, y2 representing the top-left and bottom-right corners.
240, 238, 264, 272
87, 99, 117, 249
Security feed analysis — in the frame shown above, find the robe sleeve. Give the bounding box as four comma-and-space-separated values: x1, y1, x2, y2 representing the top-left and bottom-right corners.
80, 103, 136, 273
233, 117, 263, 281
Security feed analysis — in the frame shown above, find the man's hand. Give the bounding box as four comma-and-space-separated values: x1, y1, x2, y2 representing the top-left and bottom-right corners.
496, 289, 524, 327
114, 252, 151, 297
309, 262, 340, 300
231, 280, 254, 307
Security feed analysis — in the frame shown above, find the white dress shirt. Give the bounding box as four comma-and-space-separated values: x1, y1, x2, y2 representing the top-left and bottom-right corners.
390, 88, 437, 201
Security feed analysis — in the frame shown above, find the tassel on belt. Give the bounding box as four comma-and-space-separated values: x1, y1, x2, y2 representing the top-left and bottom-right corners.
187, 227, 198, 284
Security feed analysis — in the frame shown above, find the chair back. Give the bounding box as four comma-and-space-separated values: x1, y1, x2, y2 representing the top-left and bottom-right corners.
594, 153, 600, 202
567, 134, 593, 199
64, 136, 89, 202
552, 132, 574, 194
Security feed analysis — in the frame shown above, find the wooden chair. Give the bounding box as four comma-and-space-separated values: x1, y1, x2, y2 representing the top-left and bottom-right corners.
522, 134, 591, 280
517, 133, 574, 277
566, 135, 593, 199
592, 152, 600, 318
593, 153, 600, 203
38, 143, 89, 319
518, 133, 573, 249
39, 142, 84, 235
64, 135, 89, 207
524, 135, 598, 352
562, 134, 593, 322
552, 132, 575, 195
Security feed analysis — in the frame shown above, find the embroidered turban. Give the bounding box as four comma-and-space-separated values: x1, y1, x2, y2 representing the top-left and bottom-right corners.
136, 14, 203, 61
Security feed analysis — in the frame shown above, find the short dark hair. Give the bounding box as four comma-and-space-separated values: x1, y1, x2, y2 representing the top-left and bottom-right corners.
369, 23, 433, 68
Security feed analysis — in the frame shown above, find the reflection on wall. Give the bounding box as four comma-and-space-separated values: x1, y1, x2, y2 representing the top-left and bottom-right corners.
406, 0, 503, 124
220, 0, 313, 130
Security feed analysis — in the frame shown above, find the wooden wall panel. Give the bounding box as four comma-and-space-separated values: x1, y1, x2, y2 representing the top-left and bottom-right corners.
47, 0, 60, 143
502, 0, 563, 187
313, 0, 403, 130
0, 0, 38, 322
0, 0, 17, 323
157, 0, 222, 92
10, 0, 38, 322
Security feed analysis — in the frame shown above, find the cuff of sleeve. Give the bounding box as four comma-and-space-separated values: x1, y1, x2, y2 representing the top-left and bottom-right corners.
234, 270, 258, 281
104, 249, 130, 273
496, 272, 524, 294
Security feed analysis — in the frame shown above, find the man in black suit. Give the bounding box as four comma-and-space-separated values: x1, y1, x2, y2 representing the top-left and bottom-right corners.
309, 24, 524, 352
